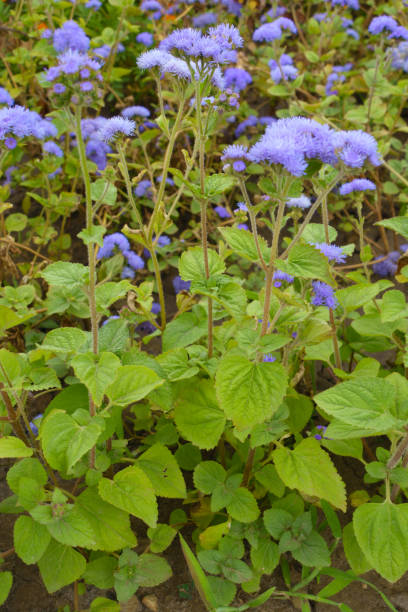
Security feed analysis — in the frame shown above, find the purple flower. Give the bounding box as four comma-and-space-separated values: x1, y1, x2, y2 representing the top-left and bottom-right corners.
137, 50, 191, 79
121, 105, 150, 119
339, 178, 376, 195
193, 12, 218, 28
332, 130, 381, 168
121, 266, 135, 279
134, 179, 152, 197
151, 302, 161, 314
53, 21, 90, 53
328, 0, 359, 8
173, 275, 191, 293
273, 271, 294, 287
5, 137, 16, 149
235, 115, 258, 137
311, 281, 338, 309
221, 144, 249, 172
391, 42, 408, 72
43, 141, 63, 157
235, 201, 248, 212
368, 16, 398, 36
372, 251, 400, 277
136, 32, 154, 46
253, 17, 297, 42
0, 88, 13, 106
249, 117, 336, 177
97, 117, 135, 143
263, 354, 276, 362
389, 27, 408, 41
224, 67, 252, 92
97, 233, 131, 259
122, 251, 144, 270
237, 223, 249, 230
269, 54, 298, 84
214, 205, 231, 219
86, 138, 111, 171
0, 105, 37, 142
85, 0, 102, 9
314, 425, 328, 440
286, 195, 311, 209
313, 243, 347, 263
29, 414, 43, 436
102, 315, 120, 326
80, 81, 93, 92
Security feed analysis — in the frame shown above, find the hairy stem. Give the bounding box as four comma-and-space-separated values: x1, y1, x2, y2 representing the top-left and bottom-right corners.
261, 200, 285, 337
238, 178, 267, 271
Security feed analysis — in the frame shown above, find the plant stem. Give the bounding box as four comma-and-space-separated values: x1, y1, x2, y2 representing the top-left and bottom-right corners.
387, 429, 408, 470
117, 144, 144, 228
195, 81, 213, 357
150, 248, 167, 330
282, 174, 342, 260
75, 106, 98, 469
238, 178, 267, 271
261, 200, 285, 337
321, 196, 342, 369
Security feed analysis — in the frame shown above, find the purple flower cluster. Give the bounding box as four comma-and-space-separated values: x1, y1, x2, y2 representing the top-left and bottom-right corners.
286, 195, 311, 209
221, 144, 249, 172
327, 0, 359, 8
325, 64, 352, 96
46, 50, 103, 105
248, 117, 381, 176
173, 275, 191, 293
136, 32, 154, 47
43, 141, 64, 158
273, 271, 294, 287
235, 115, 274, 138
159, 24, 242, 64
97, 117, 135, 143
0, 106, 57, 149
269, 54, 298, 84
311, 281, 338, 309
313, 243, 347, 263
0, 88, 13, 106
97, 232, 145, 271
339, 178, 376, 195
391, 42, 408, 72
224, 68, 252, 92
134, 179, 152, 198
53, 21, 90, 53
253, 17, 297, 42
214, 205, 231, 219
193, 12, 218, 28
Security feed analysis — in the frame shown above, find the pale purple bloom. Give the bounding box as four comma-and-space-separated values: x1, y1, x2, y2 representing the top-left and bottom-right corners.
173, 275, 191, 293
237, 223, 249, 230
97, 117, 135, 143
263, 354, 276, 362
134, 179, 152, 198
80, 81, 93, 92
53, 21, 90, 53
121, 266, 135, 279
311, 281, 338, 309
97, 232, 130, 259
193, 12, 218, 28
269, 54, 298, 84
224, 67, 252, 92
124, 251, 145, 270
137, 32, 154, 46
86, 0, 101, 8
391, 42, 408, 71
332, 130, 381, 168
121, 105, 150, 119
286, 195, 311, 209
372, 251, 400, 277
253, 17, 297, 42
339, 178, 376, 194
221, 144, 249, 171
368, 16, 398, 35
273, 271, 294, 287
0, 88, 13, 106
235, 202, 247, 212
313, 243, 346, 263
43, 141, 63, 157
214, 206, 231, 219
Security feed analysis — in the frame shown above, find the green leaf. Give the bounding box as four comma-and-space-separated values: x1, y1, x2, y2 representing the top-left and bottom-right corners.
376, 217, 408, 241
106, 365, 163, 406
40, 411, 102, 473
250, 539, 280, 574
204, 174, 235, 197
353, 501, 408, 582
0, 306, 33, 333
302, 223, 337, 244
0, 437, 33, 458
276, 243, 332, 285
137, 443, 186, 498
207, 576, 236, 607
38, 542, 86, 594
342, 522, 372, 575
46, 384, 88, 416
273, 438, 346, 511
254, 464, 285, 497
72, 351, 120, 406
84, 557, 117, 589
314, 377, 398, 432
227, 488, 259, 523
291, 530, 330, 567
132, 553, 172, 587
41, 262, 88, 288
91, 179, 117, 206
179, 246, 225, 282
76, 487, 137, 552
174, 379, 226, 450
336, 281, 392, 312
180, 534, 217, 611
90, 597, 119, 612
0, 572, 12, 607
264, 509, 293, 539
98, 465, 158, 527
95, 281, 131, 312
194, 461, 226, 494
148, 523, 177, 553
14, 515, 50, 564
156, 348, 199, 381
219, 227, 269, 263
98, 318, 129, 353
41, 504, 100, 549
381, 290, 408, 323
216, 353, 288, 430
162, 311, 207, 351
78, 225, 107, 247
222, 558, 253, 583
7, 458, 47, 494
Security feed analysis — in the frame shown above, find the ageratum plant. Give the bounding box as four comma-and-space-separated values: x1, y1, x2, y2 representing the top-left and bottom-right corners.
1, 0, 408, 610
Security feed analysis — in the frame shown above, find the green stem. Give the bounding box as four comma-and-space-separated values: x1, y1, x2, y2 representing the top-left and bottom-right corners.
117, 144, 144, 228
238, 178, 267, 271
147, 98, 185, 240
195, 81, 213, 357
321, 197, 342, 369
261, 200, 285, 337
150, 248, 166, 330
